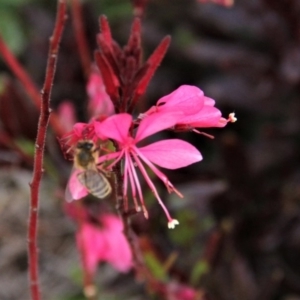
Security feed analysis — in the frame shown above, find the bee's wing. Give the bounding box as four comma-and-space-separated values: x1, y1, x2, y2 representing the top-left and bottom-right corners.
65, 181, 73, 202
65, 168, 89, 202
77, 169, 111, 199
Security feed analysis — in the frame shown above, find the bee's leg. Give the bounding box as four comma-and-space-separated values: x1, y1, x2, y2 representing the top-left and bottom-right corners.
106, 170, 113, 178
95, 162, 113, 177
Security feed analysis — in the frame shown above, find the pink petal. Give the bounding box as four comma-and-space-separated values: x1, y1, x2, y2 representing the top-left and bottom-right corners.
138, 139, 202, 169
180, 106, 222, 128
204, 96, 216, 106
95, 113, 132, 143
105, 233, 132, 272
87, 72, 115, 117
216, 117, 228, 127
57, 101, 76, 132
66, 169, 89, 201
101, 214, 124, 231
101, 215, 132, 272
77, 223, 107, 275
156, 85, 204, 115
87, 72, 105, 98
73, 122, 88, 137
135, 112, 183, 142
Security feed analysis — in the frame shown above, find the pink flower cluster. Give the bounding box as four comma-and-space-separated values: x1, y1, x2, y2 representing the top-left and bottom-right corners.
60, 72, 236, 229
65, 202, 132, 275
77, 214, 132, 274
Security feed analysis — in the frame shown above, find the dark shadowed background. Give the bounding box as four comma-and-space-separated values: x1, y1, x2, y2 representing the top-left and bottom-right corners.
1, 0, 300, 299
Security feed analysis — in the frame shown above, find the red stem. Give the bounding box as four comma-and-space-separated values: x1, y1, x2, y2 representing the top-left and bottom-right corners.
0, 36, 65, 138
71, 0, 92, 78
28, 2, 67, 300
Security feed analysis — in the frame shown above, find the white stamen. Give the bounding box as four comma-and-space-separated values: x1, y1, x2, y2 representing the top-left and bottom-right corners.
168, 219, 179, 229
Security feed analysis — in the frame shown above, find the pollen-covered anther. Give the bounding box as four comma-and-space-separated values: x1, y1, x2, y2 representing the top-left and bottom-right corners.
228, 112, 237, 123
168, 219, 179, 229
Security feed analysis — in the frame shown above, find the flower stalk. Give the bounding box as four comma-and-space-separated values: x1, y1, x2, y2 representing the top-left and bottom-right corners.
28, 1, 67, 300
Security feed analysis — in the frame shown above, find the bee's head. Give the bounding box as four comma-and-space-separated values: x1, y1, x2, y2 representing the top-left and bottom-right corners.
77, 140, 94, 151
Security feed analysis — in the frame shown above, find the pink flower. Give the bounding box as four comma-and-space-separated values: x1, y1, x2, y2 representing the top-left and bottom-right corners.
143, 85, 205, 117
58, 72, 114, 153
87, 72, 115, 117
76, 213, 132, 275
141, 85, 235, 134
175, 96, 227, 129
95, 112, 202, 228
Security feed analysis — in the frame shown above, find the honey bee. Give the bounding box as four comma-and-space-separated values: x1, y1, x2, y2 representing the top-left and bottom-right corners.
73, 140, 112, 199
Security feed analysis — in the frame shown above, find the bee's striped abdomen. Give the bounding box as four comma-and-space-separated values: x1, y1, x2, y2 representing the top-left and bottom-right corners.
77, 170, 111, 199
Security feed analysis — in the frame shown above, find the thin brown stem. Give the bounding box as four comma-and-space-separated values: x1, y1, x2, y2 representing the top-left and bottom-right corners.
28, 2, 67, 300
71, 0, 92, 78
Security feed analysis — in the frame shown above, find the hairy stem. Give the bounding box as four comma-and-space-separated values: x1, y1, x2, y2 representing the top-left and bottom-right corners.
28, 2, 67, 300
